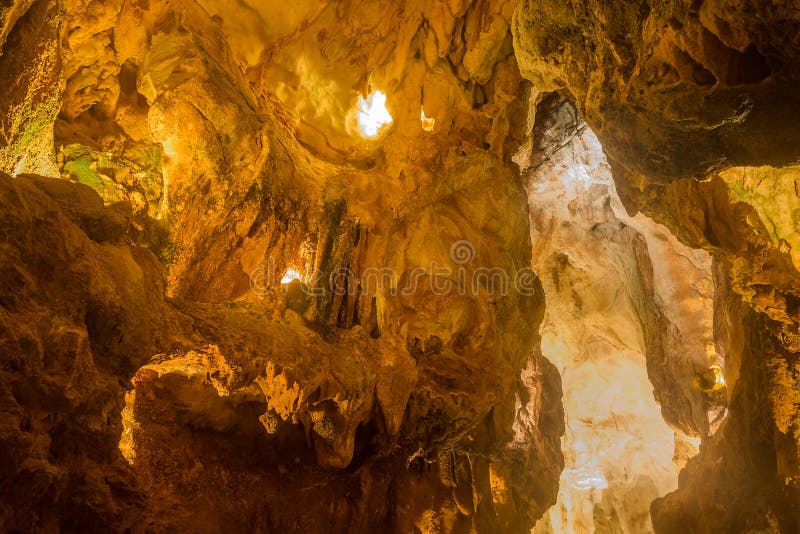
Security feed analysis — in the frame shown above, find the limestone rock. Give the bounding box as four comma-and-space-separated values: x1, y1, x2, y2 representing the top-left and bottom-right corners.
0, 1, 566, 530
3, 0, 799, 531
514, 1, 800, 531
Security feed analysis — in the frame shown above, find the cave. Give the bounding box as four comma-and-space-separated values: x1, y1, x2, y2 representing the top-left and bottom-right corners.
0, 1, 799, 533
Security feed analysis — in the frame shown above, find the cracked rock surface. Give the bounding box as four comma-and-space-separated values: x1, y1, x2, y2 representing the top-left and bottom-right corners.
1, 0, 799, 532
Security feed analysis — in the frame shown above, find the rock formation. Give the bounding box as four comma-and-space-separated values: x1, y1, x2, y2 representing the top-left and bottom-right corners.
523, 93, 717, 533
0, 0, 798, 532
1, 1, 561, 532
514, 1, 800, 532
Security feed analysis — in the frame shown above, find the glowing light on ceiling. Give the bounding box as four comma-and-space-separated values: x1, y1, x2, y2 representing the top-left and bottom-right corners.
356, 90, 393, 138
281, 268, 302, 285
420, 107, 435, 132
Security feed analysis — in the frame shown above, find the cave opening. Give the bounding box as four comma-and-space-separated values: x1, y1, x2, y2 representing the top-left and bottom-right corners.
523, 92, 724, 533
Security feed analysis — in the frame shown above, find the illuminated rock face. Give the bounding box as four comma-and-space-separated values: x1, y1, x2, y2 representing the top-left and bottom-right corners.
523, 94, 715, 533
514, 2, 800, 532
0, 0, 562, 532
1, 0, 799, 532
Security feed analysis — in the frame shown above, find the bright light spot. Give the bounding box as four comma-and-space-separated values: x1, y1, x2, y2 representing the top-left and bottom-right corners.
118, 390, 137, 465
281, 268, 302, 285
357, 91, 393, 138
710, 363, 726, 390
709, 406, 728, 435
562, 466, 608, 491
12, 153, 28, 177
685, 435, 702, 449
420, 107, 435, 132
705, 343, 726, 390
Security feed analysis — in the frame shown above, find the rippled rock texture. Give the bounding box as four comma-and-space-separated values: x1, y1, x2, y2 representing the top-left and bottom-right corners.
0, 0, 565, 532
2, 0, 800, 532
523, 93, 717, 534
514, 1, 800, 531
529, 109, 680, 533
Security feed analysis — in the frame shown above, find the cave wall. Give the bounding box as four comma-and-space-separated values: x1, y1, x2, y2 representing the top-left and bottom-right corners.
1, 0, 799, 531
513, 1, 800, 531
523, 92, 719, 533
0, 0, 567, 532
